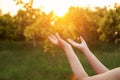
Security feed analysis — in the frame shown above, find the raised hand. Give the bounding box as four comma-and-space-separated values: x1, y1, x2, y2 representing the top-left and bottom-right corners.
49, 33, 89, 80
68, 36, 89, 52
48, 34, 119, 80
68, 36, 109, 74
48, 33, 71, 49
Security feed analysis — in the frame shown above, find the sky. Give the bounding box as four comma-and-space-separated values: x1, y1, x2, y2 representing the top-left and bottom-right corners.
0, 0, 120, 16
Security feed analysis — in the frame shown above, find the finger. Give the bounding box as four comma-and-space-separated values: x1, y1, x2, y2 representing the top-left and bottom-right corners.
68, 39, 75, 44
48, 35, 52, 39
48, 34, 53, 40
67, 39, 78, 46
51, 34, 56, 40
48, 35, 53, 41
79, 36, 85, 42
55, 32, 62, 40
48, 34, 56, 41
67, 39, 73, 43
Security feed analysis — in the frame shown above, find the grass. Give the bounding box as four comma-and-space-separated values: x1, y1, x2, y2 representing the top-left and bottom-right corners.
0, 41, 120, 80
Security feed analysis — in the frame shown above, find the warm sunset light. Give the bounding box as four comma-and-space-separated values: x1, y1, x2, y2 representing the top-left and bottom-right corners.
32, 0, 120, 17
32, 0, 78, 17
0, 0, 120, 16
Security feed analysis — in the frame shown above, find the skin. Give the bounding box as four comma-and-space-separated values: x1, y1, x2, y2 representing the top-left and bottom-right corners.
48, 33, 120, 80
68, 36, 109, 74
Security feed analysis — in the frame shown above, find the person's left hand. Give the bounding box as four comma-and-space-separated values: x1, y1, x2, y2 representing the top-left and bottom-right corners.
48, 33, 71, 49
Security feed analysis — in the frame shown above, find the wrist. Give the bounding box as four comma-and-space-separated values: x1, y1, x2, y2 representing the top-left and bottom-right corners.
80, 47, 91, 54
63, 44, 72, 50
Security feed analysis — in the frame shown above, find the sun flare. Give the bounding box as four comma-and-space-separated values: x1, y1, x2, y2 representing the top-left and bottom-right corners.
0, 0, 120, 16
32, 0, 120, 17
32, 0, 73, 17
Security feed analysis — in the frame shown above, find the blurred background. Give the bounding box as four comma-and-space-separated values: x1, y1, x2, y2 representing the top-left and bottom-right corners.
0, 0, 120, 80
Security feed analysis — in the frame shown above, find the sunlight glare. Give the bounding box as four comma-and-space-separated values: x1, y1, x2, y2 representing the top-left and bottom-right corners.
0, 0, 120, 16
23, 0, 29, 3
33, 0, 72, 17
32, 0, 120, 17
0, 0, 23, 16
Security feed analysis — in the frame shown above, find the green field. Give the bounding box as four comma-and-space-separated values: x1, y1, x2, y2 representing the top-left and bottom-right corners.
0, 42, 120, 80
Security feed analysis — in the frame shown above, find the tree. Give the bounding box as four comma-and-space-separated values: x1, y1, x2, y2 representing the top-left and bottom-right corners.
13, 0, 40, 40
94, 4, 120, 43
0, 14, 19, 41
65, 7, 99, 44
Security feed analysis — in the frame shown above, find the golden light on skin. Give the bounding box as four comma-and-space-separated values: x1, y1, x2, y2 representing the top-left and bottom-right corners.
0, 0, 120, 16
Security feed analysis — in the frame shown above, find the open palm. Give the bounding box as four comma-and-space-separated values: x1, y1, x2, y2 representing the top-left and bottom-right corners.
68, 36, 88, 51
48, 33, 70, 48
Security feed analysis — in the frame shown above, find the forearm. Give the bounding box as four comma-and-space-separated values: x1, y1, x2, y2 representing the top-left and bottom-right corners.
63, 46, 89, 80
82, 48, 109, 74
85, 67, 120, 80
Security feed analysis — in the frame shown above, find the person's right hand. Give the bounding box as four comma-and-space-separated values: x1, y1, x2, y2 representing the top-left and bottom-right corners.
67, 36, 89, 52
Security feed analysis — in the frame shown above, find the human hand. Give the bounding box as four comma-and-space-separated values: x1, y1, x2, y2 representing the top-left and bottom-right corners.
67, 36, 89, 52
48, 33, 71, 49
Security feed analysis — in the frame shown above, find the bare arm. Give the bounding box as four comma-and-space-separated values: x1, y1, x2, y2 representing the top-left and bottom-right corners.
48, 33, 120, 80
63, 43, 88, 80
84, 67, 120, 80
48, 33, 88, 80
68, 36, 109, 74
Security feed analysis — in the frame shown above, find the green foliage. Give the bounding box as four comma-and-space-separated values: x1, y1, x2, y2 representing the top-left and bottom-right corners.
0, 0, 120, 54
24, 12, 52, 40
0, 14, 18, 40
92, 5, 120, 42
23, 11, 78, 54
